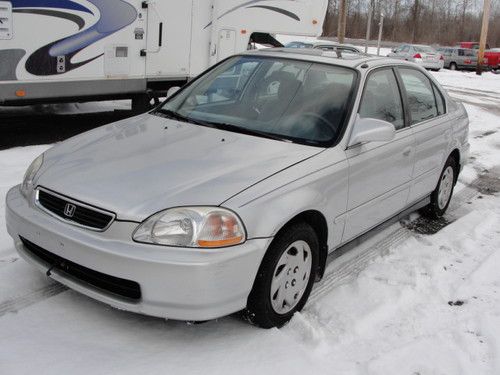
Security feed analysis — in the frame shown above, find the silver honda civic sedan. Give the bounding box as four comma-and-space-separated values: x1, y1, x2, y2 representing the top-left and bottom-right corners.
6, 49, 469, 328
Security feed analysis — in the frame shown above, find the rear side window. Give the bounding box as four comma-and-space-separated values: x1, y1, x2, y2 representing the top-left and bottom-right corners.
359, 68, 405, 130
398, 68, 438, 124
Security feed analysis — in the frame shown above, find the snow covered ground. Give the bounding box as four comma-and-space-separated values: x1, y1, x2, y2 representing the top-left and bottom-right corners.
1, 71, 500, 374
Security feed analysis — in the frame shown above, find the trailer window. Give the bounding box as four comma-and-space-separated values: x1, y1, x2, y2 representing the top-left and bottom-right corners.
160, 56, 357, 147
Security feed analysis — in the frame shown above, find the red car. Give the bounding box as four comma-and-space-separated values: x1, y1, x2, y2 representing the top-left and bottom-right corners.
457, 42, 500, 70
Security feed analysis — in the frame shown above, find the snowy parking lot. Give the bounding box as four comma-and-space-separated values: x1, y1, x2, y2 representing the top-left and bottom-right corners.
1, 70, 500, 374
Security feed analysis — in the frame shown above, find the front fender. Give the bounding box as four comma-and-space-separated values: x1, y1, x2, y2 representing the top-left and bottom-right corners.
224, 149, 348, 251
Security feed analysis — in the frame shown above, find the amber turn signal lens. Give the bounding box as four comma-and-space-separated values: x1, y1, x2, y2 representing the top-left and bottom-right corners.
197, 236, 244, 248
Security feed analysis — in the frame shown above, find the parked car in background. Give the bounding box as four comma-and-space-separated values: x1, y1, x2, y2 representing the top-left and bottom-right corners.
388, 44, 444, 71
436, 47, 486, 71
485, 49, 500, 71
457, 42, 499, 71
457, 42, 489, 50
284, 41, 314, 49
284, 40, 363, 54
311, 42, 363, 54
6, 50, 469, 329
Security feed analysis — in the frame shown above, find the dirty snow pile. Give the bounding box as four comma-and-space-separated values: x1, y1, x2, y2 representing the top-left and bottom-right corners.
0, 72, 500, 375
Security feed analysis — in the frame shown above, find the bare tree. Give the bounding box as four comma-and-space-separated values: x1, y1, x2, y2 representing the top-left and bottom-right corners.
321, 0, 500, 47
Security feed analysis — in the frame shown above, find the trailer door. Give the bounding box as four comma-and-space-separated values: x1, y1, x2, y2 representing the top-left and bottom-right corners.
145, 0, 192, 78
217, 29, 236, 62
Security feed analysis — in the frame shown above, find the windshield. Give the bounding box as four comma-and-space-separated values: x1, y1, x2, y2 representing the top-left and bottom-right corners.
159, 56, 357, 146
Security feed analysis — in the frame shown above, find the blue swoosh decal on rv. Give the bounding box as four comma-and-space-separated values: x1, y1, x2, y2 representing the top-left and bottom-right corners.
204, 0, 300, 29
11, 0, 93, 14
13, 0, 137, 76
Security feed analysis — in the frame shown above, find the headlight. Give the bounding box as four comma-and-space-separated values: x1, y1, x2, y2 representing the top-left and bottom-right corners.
133, 207, 246, 248
21, 153, 44, 197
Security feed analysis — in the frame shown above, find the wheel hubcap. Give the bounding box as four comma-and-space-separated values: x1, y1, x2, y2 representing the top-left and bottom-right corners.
438, 166, 454, 210
270, 240, 312, 315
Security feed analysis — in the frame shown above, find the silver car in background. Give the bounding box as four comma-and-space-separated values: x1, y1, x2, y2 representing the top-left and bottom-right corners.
437, 47, 484, 71
6, 49, 469, 328
388, 44, 444, 71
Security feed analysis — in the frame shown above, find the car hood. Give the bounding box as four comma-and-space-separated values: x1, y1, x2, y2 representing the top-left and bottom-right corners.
37, 113, 323, 221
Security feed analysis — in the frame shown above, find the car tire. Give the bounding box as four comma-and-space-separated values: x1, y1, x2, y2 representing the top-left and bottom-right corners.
421, 157, 458, 219
243, 222, 319, 329
449, 62, 457, 71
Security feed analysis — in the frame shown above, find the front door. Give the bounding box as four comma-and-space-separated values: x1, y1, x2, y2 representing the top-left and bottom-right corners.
343, 67, 415, 242
145, 0, 192, 78
217, 29, 236, 62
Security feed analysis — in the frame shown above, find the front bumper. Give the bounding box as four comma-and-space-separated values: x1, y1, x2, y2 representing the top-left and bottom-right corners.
6, 186, 270, 321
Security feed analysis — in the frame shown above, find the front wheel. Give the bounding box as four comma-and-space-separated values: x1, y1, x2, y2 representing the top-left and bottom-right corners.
421, 157, 457, 219
244, 222, 319, 328
449, 62, 457, 71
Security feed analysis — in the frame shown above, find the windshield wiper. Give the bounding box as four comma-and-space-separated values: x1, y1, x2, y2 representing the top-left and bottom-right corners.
156, 110, 295, 143
155, 108, 209, 127
204, 121, 292, 143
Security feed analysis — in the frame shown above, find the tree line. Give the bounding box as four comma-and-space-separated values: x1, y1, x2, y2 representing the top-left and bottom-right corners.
322, 0, 500, 47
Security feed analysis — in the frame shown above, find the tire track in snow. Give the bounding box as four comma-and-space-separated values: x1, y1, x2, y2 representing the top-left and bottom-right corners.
0, 283, 67, 317
309, 183, 479, 303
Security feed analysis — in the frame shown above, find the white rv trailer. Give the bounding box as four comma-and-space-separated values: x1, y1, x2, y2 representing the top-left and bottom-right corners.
0, 0, 327, 108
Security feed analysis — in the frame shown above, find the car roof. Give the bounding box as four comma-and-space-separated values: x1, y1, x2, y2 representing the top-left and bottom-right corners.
240, 48, 417, 69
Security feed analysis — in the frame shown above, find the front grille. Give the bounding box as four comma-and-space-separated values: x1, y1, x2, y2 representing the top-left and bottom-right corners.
20, 237, 141, 301
36, 188, 114, 231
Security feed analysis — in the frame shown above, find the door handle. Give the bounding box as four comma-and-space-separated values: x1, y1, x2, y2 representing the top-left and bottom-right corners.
158, 22, 163, 47
403, 147, 411, 156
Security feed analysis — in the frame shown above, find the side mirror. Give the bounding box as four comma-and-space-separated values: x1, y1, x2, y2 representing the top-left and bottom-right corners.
348, 115, 396, 147
167, 86, 180, 98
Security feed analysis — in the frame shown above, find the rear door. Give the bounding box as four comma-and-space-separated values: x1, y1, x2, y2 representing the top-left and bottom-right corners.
397, 67, 451, 203
145, 0, 192, 78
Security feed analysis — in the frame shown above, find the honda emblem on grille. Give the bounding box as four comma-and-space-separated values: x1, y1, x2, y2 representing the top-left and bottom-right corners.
64, 203, 76, 218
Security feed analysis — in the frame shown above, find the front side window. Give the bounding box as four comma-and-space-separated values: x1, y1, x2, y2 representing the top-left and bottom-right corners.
359, 68, 404, 130
398, 68, 438, 124
159, 56, 357, 146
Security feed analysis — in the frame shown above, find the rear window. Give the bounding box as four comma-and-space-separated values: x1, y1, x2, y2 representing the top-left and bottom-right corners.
414, 46, 436, 53
398, 68, 439, 124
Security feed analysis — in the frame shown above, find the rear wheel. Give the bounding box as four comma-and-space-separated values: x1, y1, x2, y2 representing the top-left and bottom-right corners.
449, 62, 457, 71
421, 157, 457, 219
244, 222, 318, 328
